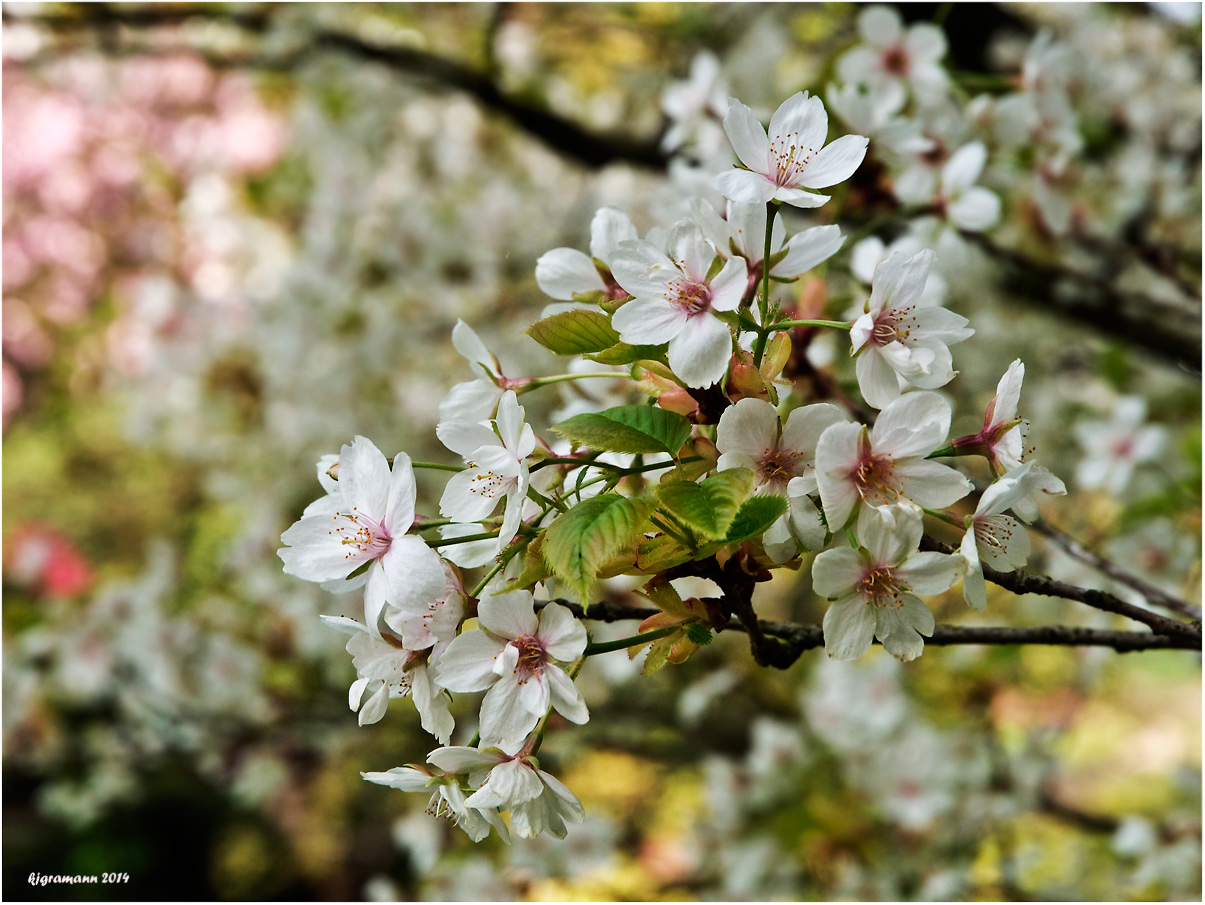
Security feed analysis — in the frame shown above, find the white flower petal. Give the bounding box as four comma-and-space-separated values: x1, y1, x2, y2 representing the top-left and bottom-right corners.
535, 248, 605, 300
823, 598, 876, 660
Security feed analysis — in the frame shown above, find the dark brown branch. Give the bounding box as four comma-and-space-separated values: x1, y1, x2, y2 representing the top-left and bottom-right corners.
540, 598, 1202, 663
1031, 518, 1202, 621
920, 536, 1201, 640
9, 4, 671, 171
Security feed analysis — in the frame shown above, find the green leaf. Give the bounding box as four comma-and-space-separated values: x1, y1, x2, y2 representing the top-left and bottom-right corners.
723, 494, 790, 544
583, 342, 666, 365
634, 534, 694, 573
684, 623, 714, 645
526, 309, 620, 355
655, 468, 756, 541
542, 494, 652, 602
551, 405, 693, 456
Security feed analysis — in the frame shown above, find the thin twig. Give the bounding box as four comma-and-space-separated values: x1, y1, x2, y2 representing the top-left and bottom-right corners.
1032, 519, 1202, 621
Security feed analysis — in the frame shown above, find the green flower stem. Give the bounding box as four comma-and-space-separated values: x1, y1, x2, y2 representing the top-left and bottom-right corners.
753, 200, 779, 369
410, 461, 465, 473
926, 444, 958, 459
469, 530, 533, 599
428, 530, 501, 548
570, 456, 701, 495
530, 456, 629, 473
523, 372, 626, 390
765, 318, 852, 331
584, 625, 678, 656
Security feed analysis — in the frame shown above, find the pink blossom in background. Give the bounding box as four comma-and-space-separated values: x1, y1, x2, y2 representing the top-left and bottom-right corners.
5, 523, 95, 598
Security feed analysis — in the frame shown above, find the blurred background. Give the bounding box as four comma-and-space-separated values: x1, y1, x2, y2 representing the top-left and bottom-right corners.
2, 3, 1201, 900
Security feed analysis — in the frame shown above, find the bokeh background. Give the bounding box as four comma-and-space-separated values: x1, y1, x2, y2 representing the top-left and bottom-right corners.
3, 3, 1201, 900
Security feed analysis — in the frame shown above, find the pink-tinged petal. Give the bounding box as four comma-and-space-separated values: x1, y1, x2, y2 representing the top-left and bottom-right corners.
440, 468, 504, 521
708, 256, 747, 311
875, 596, 932, 661
870, 391, 950, 457
380, 536, 447, 610
537, 602, 588, 661
717, 397, 780, 460
358, 683, 390, 726
721, 98, 770, 172
769, 92, 828, 161
349, 675, 370, 711
535, 248, 605, 300
782, 403, 848, 459
905, 22, 947, 62
895, 458, 972, 510
610, 239, 674, 298
948, 186, 1001, 232
772, 186, 831, 208
822, 598, 876, 660
384, 452, 417, 535
959, 529, 986, 611
339, 436, 391, 522
427, 745, 505, 774
717, 168, 778, 204
942, 142, 987, 192
438, 420, 498, 459
473, 759, 545, 809
279, 515, 365, 582
899, 551, 962, 595
611, 296, 688, 345
850, 312, 875, 353
799, 134, 869, 188
815, 421, 864, 530
479, 588, 539, 639
452, 319, 498, 373
479, 676, 541, 752
546, 664, 589, 723
361, 767, 434, 792
859, 4, 902, 45
774, 224, 844, 279
410, 667, 454, 743
856, 349, 903, 410
812, 546, 865, 598
869, 249, 934, 315
993, 360, 1025, 424
440, 379, 503, 425
667, 315, 733, 388
590, 205, 638, 260
434, 630, 506, 692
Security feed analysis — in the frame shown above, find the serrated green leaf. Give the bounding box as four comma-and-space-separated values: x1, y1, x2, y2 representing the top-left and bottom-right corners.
684, 623, 714, 645
583, 342, 666, 365
526, 309, 621, 355
542, 494, 652, 602
723, 494, 790, 544
655, 468, 756, 540
551, 405, 693, 456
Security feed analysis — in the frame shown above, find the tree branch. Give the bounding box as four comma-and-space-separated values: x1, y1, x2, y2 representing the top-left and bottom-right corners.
542, 598, 1201, 666
919, 535, 1200, 639
1031, 518, 1202, 621
9, 4, 671, 171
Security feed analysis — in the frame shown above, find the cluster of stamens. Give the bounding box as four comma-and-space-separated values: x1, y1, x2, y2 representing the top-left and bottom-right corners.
857, 566, 907, 608
466, 464, 509, 498
871, 304, 918, 347
509, 636, 548, 683
670, 278, 712, 316
975, 515, 1016, 555
758, 447, 802, 488
770, 136, 813, 186
330, 508, 391, 560
853, 449, 899, 505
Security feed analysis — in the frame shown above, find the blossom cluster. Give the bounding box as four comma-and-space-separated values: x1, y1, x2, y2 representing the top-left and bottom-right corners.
280, 82, 1072, 842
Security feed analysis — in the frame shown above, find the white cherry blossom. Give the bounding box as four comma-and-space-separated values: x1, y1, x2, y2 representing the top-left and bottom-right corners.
609, 220, 745, 388
535, 206, 638, 305
716, 398, 847, 559
951, 359, 1028, 474
959, 462, 1067, 610
434, 588, 588, 753
1074, 396, 1167, 495
815, 391, 972, 531
278, 437, 448, 638
813, 505, 960, 661
439, 319, 507, 425
361, 765, 509, 843
850, 249, 973, 409
836, 5, 949, 105
319, 614, 454, 742
717, 92, 869, 208
894, 142, 1002, 233
438, 390, 535, 554
428, 746, 586, 840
